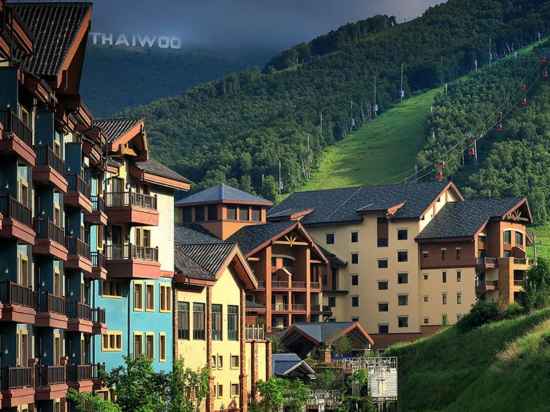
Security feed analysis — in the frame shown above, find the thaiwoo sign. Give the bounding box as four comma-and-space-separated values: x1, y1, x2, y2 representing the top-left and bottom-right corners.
90, 32, 182, 50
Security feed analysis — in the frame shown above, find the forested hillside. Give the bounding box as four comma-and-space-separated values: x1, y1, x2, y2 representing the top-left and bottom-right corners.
125, 0, 550, 199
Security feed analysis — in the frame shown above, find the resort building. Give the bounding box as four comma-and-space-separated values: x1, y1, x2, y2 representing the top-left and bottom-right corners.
175, 184, 330, 332
271, 181, 533, 347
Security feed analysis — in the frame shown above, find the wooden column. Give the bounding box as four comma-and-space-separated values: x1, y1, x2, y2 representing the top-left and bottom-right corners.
240, 289, 248, 412
206, 286, 214, 412
265, 339, 272, 380
305, 248, 311, 321
264, 246, 273, 332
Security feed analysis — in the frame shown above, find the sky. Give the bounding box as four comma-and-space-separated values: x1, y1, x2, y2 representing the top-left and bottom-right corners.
23, 0, 446, 49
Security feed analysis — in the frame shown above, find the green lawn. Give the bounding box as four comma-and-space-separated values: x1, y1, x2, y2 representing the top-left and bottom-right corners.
302, 88, 440, 191
530, 224, 550, 261
386, 308, 550, 411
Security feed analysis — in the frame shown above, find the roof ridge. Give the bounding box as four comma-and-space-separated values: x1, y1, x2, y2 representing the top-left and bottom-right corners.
324, 186, 364, 221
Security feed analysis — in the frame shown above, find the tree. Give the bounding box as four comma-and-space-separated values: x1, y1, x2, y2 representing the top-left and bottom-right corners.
332, 336, 353, 357
168, 359, 209, 412
67, 389, 121, 412
254, 377, 309, 412
524, 258, 550, 310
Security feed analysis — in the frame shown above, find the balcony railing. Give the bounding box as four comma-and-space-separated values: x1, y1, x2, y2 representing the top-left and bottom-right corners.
91, 195, 104, 213
34, 218, 65, 245
292, 303, 306, 311
292, 281, 306, 288
514, 257, 529, 265
0, 109, 33, 147
105, 243, 159, 262
66, 172, 91, 198
0, 281, 36, 308
0, 193, 32, 226
245, 325, 265, 340
37, 292, 66, 315
92, 307, 106, 324
66, 236, 91, 259
477, 257, 498, 267
35, 144, 64, 175
67, 364, 97, 382
37, 365, 66, 386
311, 281, 321, 289
105, 191, 157, 210
272, 303, 289, 311
67, 301, 92, 321
272, 280, 289, 288
91, 251, 105, 268
0, 367, 33, 389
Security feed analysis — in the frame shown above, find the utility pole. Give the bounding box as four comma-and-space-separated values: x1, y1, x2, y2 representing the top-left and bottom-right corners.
278, 159, 283, 194
373, 74, 378, 117
474, 58, 478, 72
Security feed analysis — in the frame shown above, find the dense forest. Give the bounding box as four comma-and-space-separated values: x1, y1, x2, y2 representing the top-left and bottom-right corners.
124, 0, 550, 199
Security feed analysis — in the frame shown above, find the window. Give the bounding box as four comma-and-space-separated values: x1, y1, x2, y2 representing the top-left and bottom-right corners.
515, 231, 524, 247
378, 324, 389, 335
212, 304, 223, 341
231, 355, 239, 369
227, 206, 237, 220
398, 316, 409, 328
195, 207, 205, 222
442, 293, 448, 305
457, 292, 462, 304
102, 332, 122, 352
397, 229, 408, 240
441, 248, 446, 261
217, 355, 224, 369
503, 231, 512, 245
146, 334, 154, 360
442, 313, 448, 325
326, 233, 335, 244
424, 317, 429, 324
457, 271, 462, 282
378, 302, 389, 312
455, 248, 462, 260
424, 295, 429, 302
239, 207, 250, 221
146, 284, 154, 311
378, 280, 388, 290
134, 334, 143, 357
398, 295, 408, 306
160, 285, 172, 312
328, 296, 336, 307
378, 259, 388, 269
442, 271, 447, 283
207, 205, 218, 221
351, 274, 359, 286
352, 296, 360, 307
351, 232, 359, 243
231, 383, 240, 397
351, 253, 359, 264
423, 274, 429, 280
216, 384, 223, 398
352, 316, 360, 322
193, 303, 206, 340
397, 250, 408, 262
422, 250, 429, 259
252, 207, 261, 222
134, 283, 143, 311
177, 302, 190, 339
159, 334, 166, 362
228, 305, 239, 341
182, 208, 192, 223
398, 273, 408, 284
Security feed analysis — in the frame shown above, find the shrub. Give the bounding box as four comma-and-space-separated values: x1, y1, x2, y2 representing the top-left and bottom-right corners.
457, 301, 500, 332
503, 303, 526, 319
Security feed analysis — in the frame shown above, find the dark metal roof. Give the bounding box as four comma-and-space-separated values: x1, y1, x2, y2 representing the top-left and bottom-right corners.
272, 353, 315, 377
11, 2, 91, 76
227, 220, 296, 255
135, 159, 191, 184
93, 118, 141, 143
176, 183, 272, 207
270, 181, 451, 225
175, 224, 223, 244
417, 197, 525, 240
174, 242, 236, 281
290, 322, 355, 343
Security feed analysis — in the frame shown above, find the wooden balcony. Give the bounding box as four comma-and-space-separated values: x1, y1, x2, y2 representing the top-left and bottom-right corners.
0, 193, 35, 245
92, 307, 107, 335
105, 243, 161, 279
67, 364, 97, 393
0, 367, 35, 409
105, 191, 159, 226
0, 281, 36, 324
245, 325, 265, 341
85, 195, 108, 225
0, 110, 36, 166
88, 251, 108, 281
272, 303, 289, 313
33, 218, 68, 261
65, 236, 92, 274
477, 257, 498, 270
35, 365, 67, 401
291, 303, 307, 313
65, 172, 92, 214
35, 293, 67, 329
67, 301, 93, 334
477, 279, 498, 295
33, 145, 68, 192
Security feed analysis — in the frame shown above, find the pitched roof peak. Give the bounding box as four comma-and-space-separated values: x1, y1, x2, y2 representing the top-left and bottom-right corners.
176, 183, 273, 207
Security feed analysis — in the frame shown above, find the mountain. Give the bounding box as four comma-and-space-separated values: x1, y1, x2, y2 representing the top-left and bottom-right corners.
81, 45, 274, 117
122, 0, 550, 200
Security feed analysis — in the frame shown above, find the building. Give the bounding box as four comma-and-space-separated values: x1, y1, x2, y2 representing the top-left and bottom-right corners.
271, 181, 533, 347
92, 118, 190, 374
175, 183, 330, 332
0, 2, 106, 410
173, 225, 270, 412
272, 353, 315, 380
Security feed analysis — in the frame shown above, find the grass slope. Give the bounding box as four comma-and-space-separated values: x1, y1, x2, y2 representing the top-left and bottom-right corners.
531, 225, 550, 261
302, 88, 440, 191
386, 308, 550, 411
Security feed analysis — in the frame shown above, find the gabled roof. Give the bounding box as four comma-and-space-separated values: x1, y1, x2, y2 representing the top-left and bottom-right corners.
417, 197, 531, 241
93, 118, 142, 144
318, 244, 347, 268
175, 224, 223, 244
12, 2, 91, 77
227, 220, 296, 255
286, 322, 359, 344
176, 183, 273, 207
270, 181, 459, 226
133, 159, 191, 186
272, 353, 315, 378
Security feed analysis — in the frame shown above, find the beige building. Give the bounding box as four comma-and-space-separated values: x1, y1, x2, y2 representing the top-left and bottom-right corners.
271, 181, 533, 347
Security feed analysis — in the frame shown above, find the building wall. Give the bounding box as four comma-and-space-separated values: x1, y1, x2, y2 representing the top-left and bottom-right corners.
149, 188, 174, 273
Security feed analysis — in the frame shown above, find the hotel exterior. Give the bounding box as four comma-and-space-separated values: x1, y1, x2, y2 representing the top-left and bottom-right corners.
271, 181, 533, 347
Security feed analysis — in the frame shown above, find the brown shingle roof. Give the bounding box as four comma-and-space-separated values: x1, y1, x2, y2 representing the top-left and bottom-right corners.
11, 2, 91, 77
135, 159, 191, 184
174, 242, 236, 281
93, 118, 141, 143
